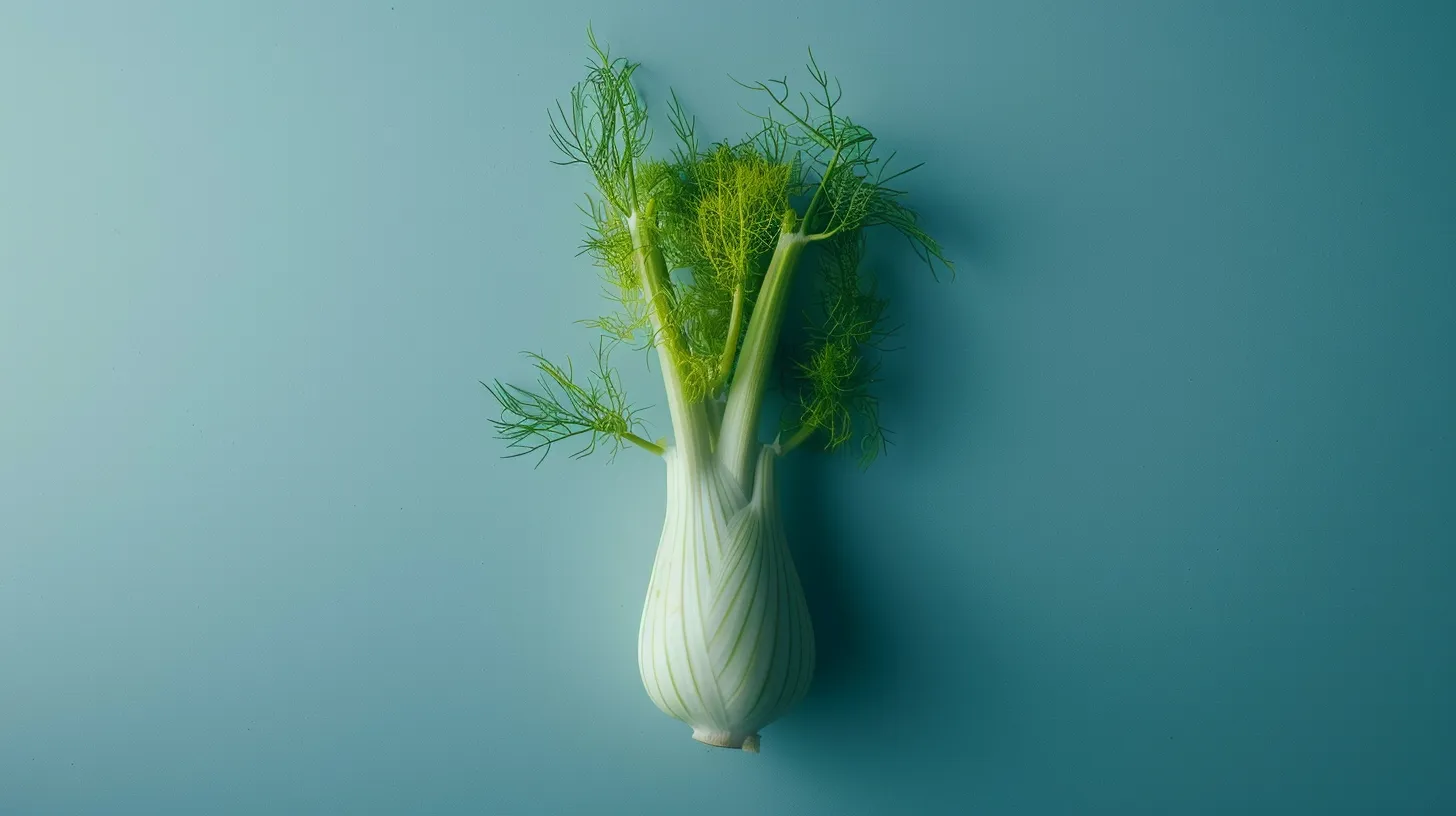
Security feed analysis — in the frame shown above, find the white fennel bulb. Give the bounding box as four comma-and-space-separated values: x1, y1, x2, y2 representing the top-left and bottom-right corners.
639, 444, 814, 751
485, 30, 950, 751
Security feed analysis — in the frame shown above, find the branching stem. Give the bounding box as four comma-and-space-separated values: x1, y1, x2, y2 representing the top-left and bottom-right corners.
778, 424, 816, 456
716, 284, 745, 387
624, 432, 667, 456
630, 210, 712, 461
799, 147, 841, 232
717, 229, 808, 492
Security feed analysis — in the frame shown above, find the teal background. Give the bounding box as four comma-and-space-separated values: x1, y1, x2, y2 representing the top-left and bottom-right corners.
2, 1, 1453, 813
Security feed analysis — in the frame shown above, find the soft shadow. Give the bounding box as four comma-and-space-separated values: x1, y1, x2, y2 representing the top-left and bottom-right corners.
774, 443, 1007, 776
768, 176, 1007, 771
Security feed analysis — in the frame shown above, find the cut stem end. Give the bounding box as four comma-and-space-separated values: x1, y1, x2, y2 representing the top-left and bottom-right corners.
691, 728, 761, 753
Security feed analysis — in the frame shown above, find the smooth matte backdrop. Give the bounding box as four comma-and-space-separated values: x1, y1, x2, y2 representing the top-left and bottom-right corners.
2, 1, 1453, 814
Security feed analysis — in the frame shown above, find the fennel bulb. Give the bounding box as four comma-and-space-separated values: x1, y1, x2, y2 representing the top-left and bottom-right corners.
486, 29, 950, 752
639, 443, 813, 751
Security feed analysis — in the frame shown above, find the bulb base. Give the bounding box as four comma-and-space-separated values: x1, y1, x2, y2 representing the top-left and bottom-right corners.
691, 727, 761, 753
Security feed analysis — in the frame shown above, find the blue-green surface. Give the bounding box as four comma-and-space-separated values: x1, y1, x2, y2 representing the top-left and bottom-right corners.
3, 2, 1453, 813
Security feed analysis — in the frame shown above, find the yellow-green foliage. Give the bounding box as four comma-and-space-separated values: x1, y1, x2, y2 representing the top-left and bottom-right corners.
489, 30, 950, 465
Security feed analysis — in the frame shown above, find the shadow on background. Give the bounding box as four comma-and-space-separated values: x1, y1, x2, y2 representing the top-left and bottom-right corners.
766, 183, 1008, 774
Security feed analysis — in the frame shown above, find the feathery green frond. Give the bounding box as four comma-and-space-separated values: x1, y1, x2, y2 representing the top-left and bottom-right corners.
649, 131, 794, 399
484, 342, 661, 464
734, 52, 953, 279
578, 198, 652, 344
695, 145, 791, 287
865, 175, 955, 279
666, 90, 698, 167
548, 25, 652, 215
496, 32, 949, 472
784, 231, 893, 466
